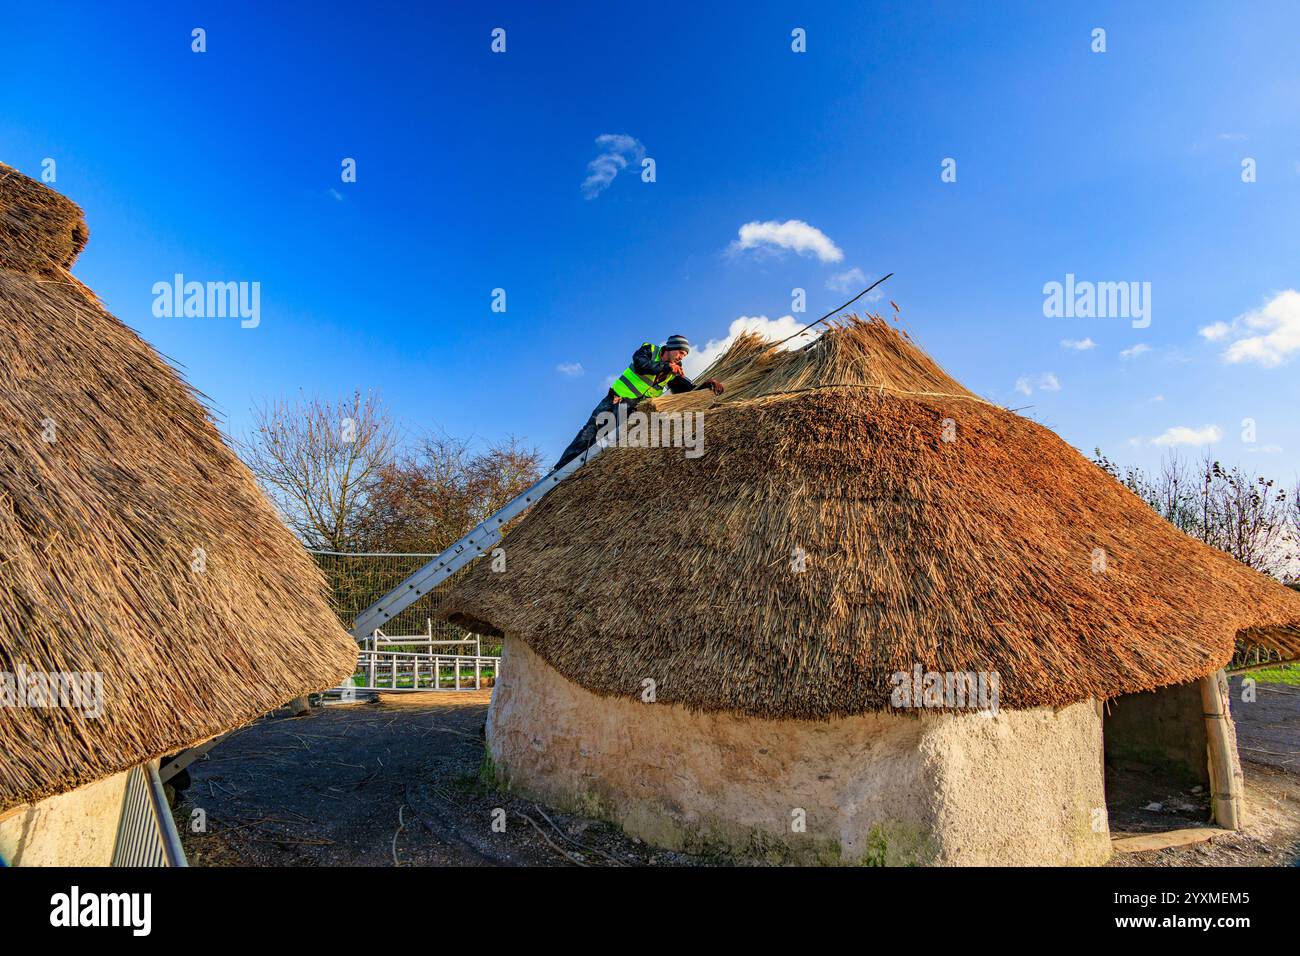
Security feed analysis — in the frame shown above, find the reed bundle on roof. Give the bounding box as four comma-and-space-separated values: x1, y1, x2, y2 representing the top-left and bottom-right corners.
444, 316, 1300, 720
0, 165, 357, 812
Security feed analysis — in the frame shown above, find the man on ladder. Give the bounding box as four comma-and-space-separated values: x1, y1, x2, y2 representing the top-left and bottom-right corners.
554, 334, 725, 470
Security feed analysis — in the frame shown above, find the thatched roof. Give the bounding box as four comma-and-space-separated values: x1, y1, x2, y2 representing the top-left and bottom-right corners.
443, 316, 1300, 719
0, 165, 357, 812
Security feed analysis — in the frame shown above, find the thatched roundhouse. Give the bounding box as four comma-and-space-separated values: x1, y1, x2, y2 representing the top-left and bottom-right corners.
444, 316, 1300, 865
0, 165, 357, 864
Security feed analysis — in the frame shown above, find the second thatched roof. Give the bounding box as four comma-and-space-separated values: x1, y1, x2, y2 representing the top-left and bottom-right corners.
0, 165, 357, 813
443, 316, 1300, 719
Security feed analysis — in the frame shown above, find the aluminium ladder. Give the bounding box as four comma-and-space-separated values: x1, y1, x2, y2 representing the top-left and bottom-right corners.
349, 436, 610, 638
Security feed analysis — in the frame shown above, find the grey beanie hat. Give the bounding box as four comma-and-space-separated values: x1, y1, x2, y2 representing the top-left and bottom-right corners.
664, 334, 691, 352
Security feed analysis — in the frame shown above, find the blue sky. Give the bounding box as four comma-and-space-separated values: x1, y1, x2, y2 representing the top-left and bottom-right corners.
3, 1, 1298, 473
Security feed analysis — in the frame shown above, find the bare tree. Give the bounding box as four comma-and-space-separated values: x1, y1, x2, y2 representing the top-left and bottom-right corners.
1205, 461, 1290, 575
353, 433, 542, 553
241, 391, 397, 550
1290, 478, 1300, 538
1093, 449, 1294, 578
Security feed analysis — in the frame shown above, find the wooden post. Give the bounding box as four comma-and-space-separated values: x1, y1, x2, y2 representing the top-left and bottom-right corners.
1200, 669, 1245, 830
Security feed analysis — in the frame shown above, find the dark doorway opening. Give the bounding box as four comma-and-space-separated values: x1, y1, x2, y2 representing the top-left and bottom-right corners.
1103, 681, 1214, 834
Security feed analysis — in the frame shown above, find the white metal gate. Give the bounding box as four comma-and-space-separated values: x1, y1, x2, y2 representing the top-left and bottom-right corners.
331, 627, 500, 697
112, 760, 187, 867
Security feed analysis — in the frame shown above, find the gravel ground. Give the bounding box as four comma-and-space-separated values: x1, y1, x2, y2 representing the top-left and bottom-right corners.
175, 678, 1300, 867
174, 691, 714, 867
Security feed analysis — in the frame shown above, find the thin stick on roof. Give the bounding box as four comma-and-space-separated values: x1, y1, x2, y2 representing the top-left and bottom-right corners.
772, 272, 895, 348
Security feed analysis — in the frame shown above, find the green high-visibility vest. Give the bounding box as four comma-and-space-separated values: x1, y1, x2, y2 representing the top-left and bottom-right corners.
611, 342, 677, 401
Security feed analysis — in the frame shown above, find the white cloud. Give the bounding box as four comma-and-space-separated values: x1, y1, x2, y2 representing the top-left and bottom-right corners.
826, 267, 866, 294
1119, 343, 1151, 360
556, 362, 584, 377
1060, 337, 1096, 351
326, 188, 344, 201
1152, 424, 1223, 447
1014, 372, 1060, 396
582, 134, 645, 199
1224, 291, 1300, 366
1148, 394, 1165, 403
1200, 291, 1300, 367
730, 219, 843, 263
684, 315, 820, 378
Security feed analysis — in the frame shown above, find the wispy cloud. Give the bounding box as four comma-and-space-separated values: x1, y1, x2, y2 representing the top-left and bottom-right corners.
582, 134, 645, 199
1060, 337, 1096, 351
326, 188, 344, 202
1119, 343, 1151, 360
685, 315, 817, 378
1015, 372, 1060, 396
1152, 424, 1223, 447
556, 362, 584, 377
826, 267, 866, 294
730, 219, 843, 263
1192, 132, 1247, 152
1199, 290, 1300, 367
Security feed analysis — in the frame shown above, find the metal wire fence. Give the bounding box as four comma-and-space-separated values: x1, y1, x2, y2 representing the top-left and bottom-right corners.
309, 551, 498, 654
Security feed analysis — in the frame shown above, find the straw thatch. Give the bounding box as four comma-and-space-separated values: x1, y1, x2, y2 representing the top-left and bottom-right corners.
443, 315, 1300, 719
0, 165, 357, 812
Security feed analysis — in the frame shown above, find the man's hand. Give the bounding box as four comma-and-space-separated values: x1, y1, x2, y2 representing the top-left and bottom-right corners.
667, 361, 684, 377
705, 379, 724, 395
